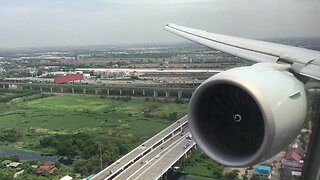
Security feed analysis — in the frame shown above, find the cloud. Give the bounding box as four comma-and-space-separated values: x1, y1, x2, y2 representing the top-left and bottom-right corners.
0, 0, 320, 48
100, 0, 218, 5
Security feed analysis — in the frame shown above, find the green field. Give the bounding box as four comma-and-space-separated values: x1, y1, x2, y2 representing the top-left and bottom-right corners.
181, 149, 225, 179
0, 94, 188, 149
0, 92, 190, 178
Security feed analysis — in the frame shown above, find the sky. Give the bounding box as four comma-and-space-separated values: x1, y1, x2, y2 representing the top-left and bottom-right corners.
0, 0, 320, 48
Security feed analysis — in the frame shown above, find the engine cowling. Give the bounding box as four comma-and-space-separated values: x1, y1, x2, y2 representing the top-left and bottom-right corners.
189, 63, 308, 167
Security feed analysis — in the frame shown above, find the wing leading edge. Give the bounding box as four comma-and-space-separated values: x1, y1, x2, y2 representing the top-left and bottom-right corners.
165, 23, 320, 81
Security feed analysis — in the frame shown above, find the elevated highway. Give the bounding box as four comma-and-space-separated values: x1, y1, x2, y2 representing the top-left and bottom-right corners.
91, 116, 195, 180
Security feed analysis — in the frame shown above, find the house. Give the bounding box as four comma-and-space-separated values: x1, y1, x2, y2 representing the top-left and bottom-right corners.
282, 150, 304, 172
285, 150, 301, 162
282, 159, 304, 172
60, 175, 73, 180
14, 170, 24, 178
36, 163, 58, 175
7, 162, 21, 168
253, 165, 272, 179
290, 147, 305, 157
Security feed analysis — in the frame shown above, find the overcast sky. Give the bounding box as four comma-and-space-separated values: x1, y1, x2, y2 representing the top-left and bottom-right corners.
1, 0, 320, 48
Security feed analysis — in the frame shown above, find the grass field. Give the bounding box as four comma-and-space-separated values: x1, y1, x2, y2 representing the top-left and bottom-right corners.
181, 149, 225, 178
0, 94, 188, 150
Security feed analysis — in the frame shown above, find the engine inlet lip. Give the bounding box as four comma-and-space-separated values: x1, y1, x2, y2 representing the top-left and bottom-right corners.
189, 74, 276, 167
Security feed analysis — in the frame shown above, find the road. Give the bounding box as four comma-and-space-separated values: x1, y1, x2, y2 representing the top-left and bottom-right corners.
92, 116, 188, 180
114, 129, 192, 180
130, 133, 195, 180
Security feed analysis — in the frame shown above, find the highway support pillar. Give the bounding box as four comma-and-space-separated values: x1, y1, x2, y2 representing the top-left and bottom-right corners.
142, 89, 145, 96
165, 90, 170, 98
40, 86, 43, 92
153, 90, 158, 98
60, 87, 63, 93
2, 84, 5, 89
119, 89, 122, 95
50, 87, 53, 93
177, 90, 182, 99
72, 87, 74, 94
83, 88, 86, 94
95, 89, 98, 95
30, 86, 33, 90
107, 89, 110, 95
132, 89, 135, 95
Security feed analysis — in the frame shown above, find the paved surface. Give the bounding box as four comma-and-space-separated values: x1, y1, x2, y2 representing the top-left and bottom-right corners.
131, 133, 195, 180
115, 129, 192, 180
92, 116, 188, 180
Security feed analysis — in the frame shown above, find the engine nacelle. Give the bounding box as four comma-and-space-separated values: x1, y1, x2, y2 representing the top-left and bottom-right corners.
189, 63, 308, 167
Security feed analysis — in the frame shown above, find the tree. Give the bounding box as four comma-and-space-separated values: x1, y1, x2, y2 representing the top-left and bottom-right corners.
0, 168, 14, 180
56, 143, 77, 158
168, 112, 178, 120
73, 159, 88, 176
0, 128, 22, 142
242, 175, 248, 180
224, 170, 239, 180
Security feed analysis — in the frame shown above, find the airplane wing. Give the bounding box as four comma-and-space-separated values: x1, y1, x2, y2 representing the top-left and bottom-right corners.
165, 23, 320, 81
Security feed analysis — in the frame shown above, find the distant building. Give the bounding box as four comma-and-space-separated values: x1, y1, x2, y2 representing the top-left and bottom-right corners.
290, 147, 305, 157
36, 163, 58, 175
282, 149, 304, 172
7, 162, 21, 168
253, 165, 272, 179
54, 73, 83, 84
60, 175, 73, 180
285, 150, 301, 162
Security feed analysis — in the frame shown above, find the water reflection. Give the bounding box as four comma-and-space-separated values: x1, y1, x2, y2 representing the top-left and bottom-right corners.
0, 150, 58, 163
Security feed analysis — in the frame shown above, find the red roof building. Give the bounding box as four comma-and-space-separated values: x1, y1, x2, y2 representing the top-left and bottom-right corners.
36, 163, 58, 175
54, 73, 83, 84
285, 150, 301, 162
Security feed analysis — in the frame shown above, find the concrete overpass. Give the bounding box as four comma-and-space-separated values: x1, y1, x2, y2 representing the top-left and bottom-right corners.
91, 116, 195, 180
0, 81, 196, 99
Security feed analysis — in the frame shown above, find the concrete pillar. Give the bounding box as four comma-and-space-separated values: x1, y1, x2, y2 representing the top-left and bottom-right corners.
165, 90, 170, 98
107, 89, 110, 95
83, 88, 86, 94
72, 87, 74, 94
2, 84, 5, 88
95, 89, 98, 95
50, 87, 53, 92
153, 90, 158, 98
40, 86, 43, 92
60, 87, 64, 93
178, 90, 182, 99
142, 89, 145, 96
119, 89, 122, 95
30, 86, 33, 90
132, 89, 135, 95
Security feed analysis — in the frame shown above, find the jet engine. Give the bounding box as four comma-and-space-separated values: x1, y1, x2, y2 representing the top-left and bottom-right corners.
188, 63, 308, 167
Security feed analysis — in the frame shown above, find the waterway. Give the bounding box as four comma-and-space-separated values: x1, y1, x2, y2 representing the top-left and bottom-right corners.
0, 149, 58, 163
